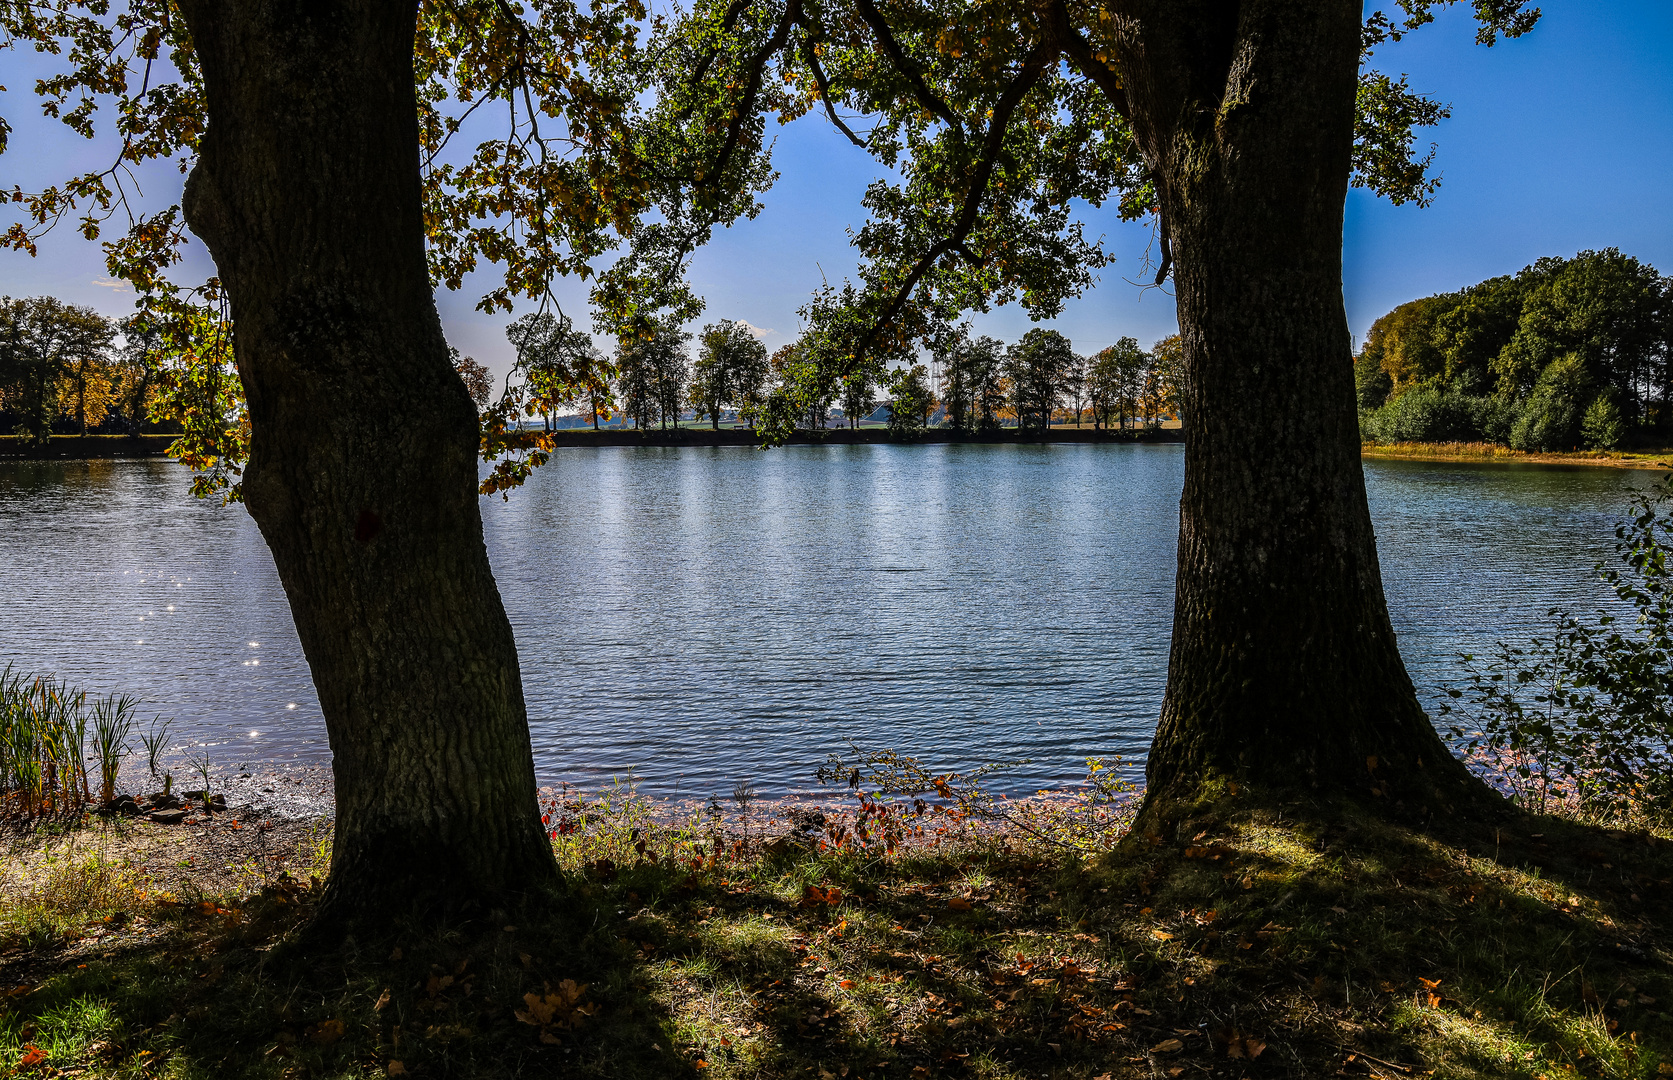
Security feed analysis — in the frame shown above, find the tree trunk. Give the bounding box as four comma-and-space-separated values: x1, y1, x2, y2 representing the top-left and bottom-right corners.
1106, 0, 1489, 817
176, 0, 558, 927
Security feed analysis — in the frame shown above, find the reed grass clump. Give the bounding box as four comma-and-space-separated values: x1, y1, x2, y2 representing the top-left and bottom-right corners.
0, 664, 160, 818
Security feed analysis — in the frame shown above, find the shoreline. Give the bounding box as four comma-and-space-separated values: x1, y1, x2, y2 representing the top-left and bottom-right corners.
9, 433, 1673, 470
1, 428, 1185, 459
1362, 440, 1673, 471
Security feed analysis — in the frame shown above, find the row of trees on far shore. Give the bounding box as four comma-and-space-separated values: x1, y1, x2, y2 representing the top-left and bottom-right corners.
1356, 249, 1673, 451
495, 312, 1183, 436
0, 296, 164, 441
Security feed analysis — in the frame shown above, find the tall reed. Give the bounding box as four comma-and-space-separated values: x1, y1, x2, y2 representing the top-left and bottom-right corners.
0, 665, 155, 817
91, 694, 138, 803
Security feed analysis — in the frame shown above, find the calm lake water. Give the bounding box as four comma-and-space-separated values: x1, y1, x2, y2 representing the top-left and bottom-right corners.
0, 446, 1656, 797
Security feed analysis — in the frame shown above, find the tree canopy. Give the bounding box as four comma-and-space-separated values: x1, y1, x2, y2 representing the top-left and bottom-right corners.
1358, 250, 1673, 450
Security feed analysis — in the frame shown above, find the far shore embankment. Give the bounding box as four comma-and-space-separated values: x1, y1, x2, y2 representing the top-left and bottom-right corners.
1, 428, 1185, 458
1361, 440, 1673, 471
14, 433, 1673, 471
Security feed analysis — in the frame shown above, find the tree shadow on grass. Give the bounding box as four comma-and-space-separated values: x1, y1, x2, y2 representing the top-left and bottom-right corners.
2, 806, 1669, 1079
1078, 800, 1673, 1078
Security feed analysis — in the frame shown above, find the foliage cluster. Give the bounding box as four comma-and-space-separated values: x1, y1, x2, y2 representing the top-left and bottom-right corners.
1443, 478, 1673, 823
1358, 250, 1673, 451
0, 296, 134, 443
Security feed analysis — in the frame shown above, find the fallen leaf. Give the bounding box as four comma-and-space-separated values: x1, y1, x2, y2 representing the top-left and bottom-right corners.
388, 946, 402, 961
308, 1019, 345, 1045
1151, 1038, 1183, 1053
387, 1063, 406, 1077
18, 1044, 46, 1069
947, 897, 973, 910
374, 989, 391, 1012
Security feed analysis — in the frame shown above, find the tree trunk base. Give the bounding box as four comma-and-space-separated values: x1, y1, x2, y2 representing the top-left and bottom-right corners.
1131, 761, 1513, 845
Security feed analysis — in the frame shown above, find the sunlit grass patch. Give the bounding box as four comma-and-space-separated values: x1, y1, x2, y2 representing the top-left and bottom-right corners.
0, 996, 122, 1074
0, 840, 142, 945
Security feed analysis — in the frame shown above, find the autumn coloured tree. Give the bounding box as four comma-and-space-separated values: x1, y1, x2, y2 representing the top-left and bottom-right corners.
451, 351, 493, 413
0, 296, 115, 443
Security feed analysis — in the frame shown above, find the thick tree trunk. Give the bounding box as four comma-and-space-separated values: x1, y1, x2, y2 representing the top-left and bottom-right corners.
1106, 1, 1489, 816
176, 0, 558, 926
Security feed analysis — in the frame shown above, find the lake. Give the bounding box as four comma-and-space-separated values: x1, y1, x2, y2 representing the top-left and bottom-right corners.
0, 446, 1656, 799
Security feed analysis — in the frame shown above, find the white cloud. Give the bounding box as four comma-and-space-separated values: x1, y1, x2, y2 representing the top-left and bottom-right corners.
91, 278, 131, 292
735, 320, 776, 339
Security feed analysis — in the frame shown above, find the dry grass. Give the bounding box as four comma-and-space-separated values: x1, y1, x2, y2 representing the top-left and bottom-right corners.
1362, 441, 1673, 470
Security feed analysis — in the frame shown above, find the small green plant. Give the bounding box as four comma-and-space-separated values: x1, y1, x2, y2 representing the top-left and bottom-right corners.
0, 668, 111, 815
815, 742, 1138, 854
1444, 476, 1673, 820
89, 694, 137, 804
187, 749, 213, 800
140, 717, 172, 778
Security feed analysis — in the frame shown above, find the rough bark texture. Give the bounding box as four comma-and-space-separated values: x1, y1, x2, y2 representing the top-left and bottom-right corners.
175, 0, 559, 924
1105, 1, 1490, 815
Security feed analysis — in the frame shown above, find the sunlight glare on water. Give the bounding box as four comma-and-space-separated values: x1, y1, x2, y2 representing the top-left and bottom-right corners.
0, 447, 1653, 796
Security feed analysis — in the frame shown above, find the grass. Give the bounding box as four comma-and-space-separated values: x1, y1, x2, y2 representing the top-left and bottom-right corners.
0, 783, 1669, 1080
1361, 441, 1673, 470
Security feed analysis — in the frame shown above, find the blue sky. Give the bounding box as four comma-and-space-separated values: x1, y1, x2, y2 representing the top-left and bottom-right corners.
2, 2, 1668, 385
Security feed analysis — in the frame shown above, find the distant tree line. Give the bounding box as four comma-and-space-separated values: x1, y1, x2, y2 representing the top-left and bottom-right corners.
5, 295, 1182, 455
0, 296, 162, 441
937, 327, 1184, 435
1, 295, 498, 459
1355, 249, 1673, 451
495, 315, 1185, 436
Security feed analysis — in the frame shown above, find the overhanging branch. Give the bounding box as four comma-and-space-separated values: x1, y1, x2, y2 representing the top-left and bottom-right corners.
852, 0, 964, 136
850, 43, 1053, 364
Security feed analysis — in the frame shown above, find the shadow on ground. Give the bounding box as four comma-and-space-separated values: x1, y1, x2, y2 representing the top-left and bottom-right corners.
1, 799, 1670, 1078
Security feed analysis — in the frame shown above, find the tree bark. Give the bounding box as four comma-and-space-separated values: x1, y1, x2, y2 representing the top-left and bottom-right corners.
1104, 0, 1490, 816
176, 0, 558, 926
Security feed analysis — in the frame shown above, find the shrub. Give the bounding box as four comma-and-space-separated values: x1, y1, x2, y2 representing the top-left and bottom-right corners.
1442, 478, 1673, 820
1508, 354, 1590, 451
1469, 394, 1522, 444
1581, 392, 1626, 450
1359, 386, 1479, 444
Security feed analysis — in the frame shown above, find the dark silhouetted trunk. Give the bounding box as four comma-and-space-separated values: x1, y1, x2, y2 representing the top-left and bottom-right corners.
177, 0, 558, 926
1103, 1, 1488, 816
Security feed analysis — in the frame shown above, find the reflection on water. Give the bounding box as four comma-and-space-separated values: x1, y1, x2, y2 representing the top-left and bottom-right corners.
0, 448, 1654, 795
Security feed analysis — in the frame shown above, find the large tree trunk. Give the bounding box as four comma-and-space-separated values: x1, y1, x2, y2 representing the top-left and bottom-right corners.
1106, 1, 1490, 816
176, 0, 559, 926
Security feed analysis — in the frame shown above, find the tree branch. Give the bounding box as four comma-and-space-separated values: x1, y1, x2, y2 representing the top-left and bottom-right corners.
852, 0, 964, 136
706, 0, 798, 192
803, 39, 867, 148
1042, 0, 1131, 121
851, 43, 1052, 363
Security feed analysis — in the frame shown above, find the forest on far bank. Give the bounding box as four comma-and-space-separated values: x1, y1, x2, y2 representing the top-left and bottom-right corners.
1356, 248, 1673, 451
